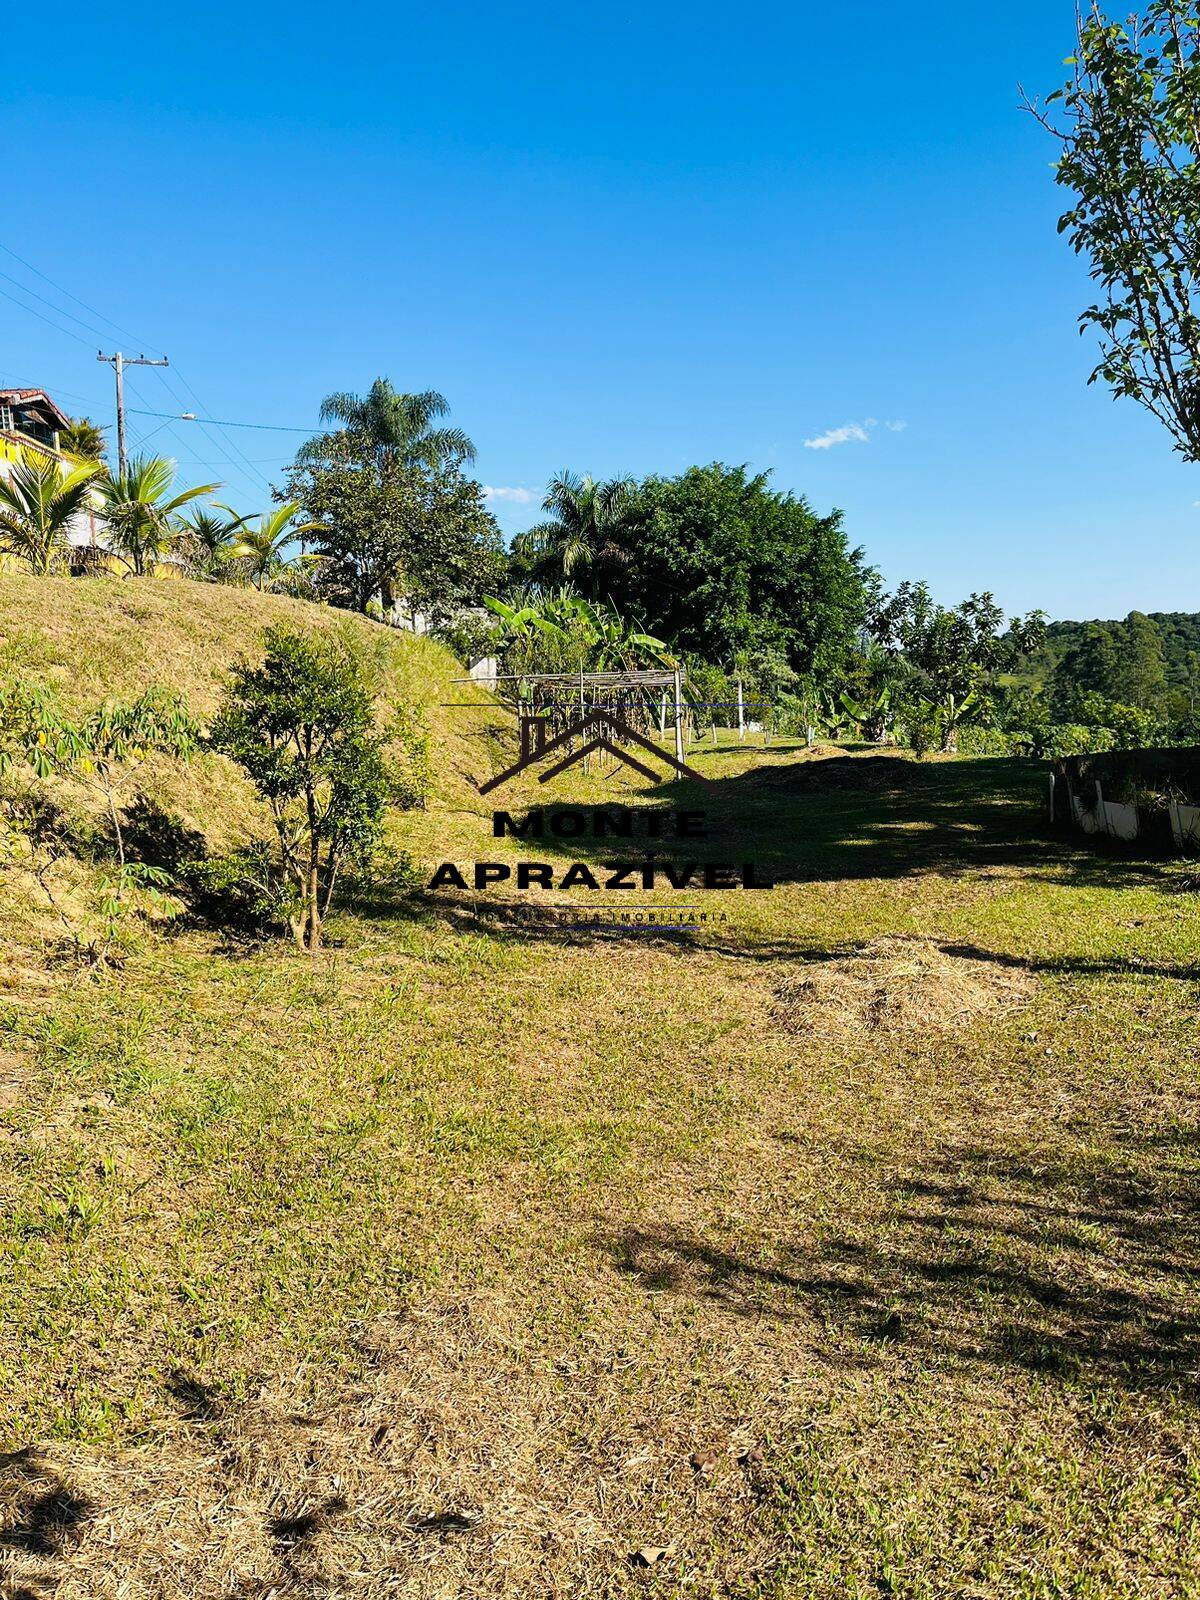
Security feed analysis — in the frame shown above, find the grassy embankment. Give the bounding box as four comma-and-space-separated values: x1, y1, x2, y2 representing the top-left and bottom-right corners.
1, 577, 1198, 1599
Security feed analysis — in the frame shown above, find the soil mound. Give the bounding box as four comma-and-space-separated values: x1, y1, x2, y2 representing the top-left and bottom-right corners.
774, 936, 1034, 1038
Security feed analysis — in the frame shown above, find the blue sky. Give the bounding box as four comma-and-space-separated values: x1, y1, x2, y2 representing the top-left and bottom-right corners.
6, 1, 1195, 621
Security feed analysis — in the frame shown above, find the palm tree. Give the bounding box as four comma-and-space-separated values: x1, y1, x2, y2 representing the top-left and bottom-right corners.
97, 456, 218, 577
59, 417, 108, 461
514, 472, 635, 599
298, 379, 475, 469
179, 506, 250, 579
0, 450, 100, 575
232, 503, 320, 590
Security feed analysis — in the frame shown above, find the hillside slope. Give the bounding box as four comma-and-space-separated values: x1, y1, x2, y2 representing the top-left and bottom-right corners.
0, 574, 497, 848
1017, 609, 1200, 691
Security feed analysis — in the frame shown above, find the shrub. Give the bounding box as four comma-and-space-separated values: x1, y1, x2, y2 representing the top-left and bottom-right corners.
0, 678, 200, 969
956, 726, 1013, 756
210, 626, 419, 953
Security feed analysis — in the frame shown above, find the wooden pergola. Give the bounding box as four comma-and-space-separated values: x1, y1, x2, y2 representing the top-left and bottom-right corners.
453, 665, 690, 762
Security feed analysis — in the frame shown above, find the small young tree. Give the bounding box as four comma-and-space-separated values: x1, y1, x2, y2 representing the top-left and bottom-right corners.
0, 451, 100, 575
211, 627, 394, 953
873, 584, 1046, 753
98, 456, 217, 576
0, 679, 200, 969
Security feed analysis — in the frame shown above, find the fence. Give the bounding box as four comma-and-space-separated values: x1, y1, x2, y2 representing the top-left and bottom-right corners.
1050, 746, 1200, 853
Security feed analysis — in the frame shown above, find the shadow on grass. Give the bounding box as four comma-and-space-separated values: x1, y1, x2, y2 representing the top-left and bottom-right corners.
0, 1447, 96, 1595
447, 753, 1187, 893
606, 1138, 1200, 1392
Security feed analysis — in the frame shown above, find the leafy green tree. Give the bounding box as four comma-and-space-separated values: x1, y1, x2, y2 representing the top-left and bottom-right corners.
605, 464, 869, 675
1051, 623, 1122, 714
0, 450, 100, 575
485, 590, 669, 676
873, 584, 1046, 752
299, 379, 475, 470
512, 472, 635, 598
1031, 3, 1200, 458
59, 417, 108, 461
232, 502, 320, 590
1052, 613, 1168, 714
98, 456, 217, 576
1120, 609, 1169, 709
286, 440, 503, 618
0, 679, 200, 969
211, 627, 396, 953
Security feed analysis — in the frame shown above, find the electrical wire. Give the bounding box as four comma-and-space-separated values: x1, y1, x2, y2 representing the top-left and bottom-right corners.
125, 407, 313, 432
0, 280, 95, 348
0, 240, 163, 353
0, 239, 303, 502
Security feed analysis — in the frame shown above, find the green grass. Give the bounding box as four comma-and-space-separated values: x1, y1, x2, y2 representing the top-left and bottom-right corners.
1, 582, 1199, 1596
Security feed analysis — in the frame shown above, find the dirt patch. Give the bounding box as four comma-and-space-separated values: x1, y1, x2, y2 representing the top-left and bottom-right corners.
774, 936, 1035, 1038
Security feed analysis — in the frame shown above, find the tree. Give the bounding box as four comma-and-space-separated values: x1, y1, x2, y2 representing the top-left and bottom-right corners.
59, 417, 108, 461
511, 472, 635, 598
285, 439, 503, 617
232, 503, 320, 590
98, 456, 217, 576
1052, 612, 1168, 713
0, 451, 100, 575
211, 627, 395, 953
873, 583, 1046, 752
604, 463, 870, 674
0, 679, 200, 970
1030, 4, 1200, 458
179, 506, 250, 579
1119, 609, 1169, 708
298, 379, 475, 471
1051, 622, 1123, 714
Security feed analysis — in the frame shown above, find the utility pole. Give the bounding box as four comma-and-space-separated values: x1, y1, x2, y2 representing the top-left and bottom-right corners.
96, 351, 169, 477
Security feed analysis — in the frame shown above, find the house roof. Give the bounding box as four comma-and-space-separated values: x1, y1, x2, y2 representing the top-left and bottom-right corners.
0, 388, 72, 432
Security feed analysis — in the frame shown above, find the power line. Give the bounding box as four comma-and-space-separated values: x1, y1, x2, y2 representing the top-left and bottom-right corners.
0, 367, 108, 413
168, 363, 280, 496
149, 368, 274, 498
0, 239, 301, 499
0, 240, 163, 354
0, 267, 118, 346
0, 280, 95, 348
125, 406, 313, 433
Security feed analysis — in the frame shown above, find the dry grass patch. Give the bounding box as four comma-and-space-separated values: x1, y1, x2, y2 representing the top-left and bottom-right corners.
774, 934, 1035, 1039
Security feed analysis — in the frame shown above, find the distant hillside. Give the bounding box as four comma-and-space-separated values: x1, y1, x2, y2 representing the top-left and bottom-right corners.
1017, 611, 1200, 691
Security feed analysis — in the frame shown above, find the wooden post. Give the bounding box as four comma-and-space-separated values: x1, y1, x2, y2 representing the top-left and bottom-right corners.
578, 666, 587, 771
737, 678, 745, 742
659, 692, 667, 739
673, 667, 685, 766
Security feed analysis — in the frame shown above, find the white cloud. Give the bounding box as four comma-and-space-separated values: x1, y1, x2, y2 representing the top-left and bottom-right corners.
803, 418, 907, 450
804, 423, 871, 451
483, 485, 539, 505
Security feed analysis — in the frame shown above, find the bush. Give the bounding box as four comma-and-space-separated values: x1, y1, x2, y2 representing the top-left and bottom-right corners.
211, 626, 399, 953
956, 726, 1014, 756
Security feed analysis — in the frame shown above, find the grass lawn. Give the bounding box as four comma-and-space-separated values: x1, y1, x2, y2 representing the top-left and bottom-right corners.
1, 590, 1199, 1596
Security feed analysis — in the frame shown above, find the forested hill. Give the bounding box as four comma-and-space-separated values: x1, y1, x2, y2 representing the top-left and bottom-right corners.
1019, 611, 1200, 691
